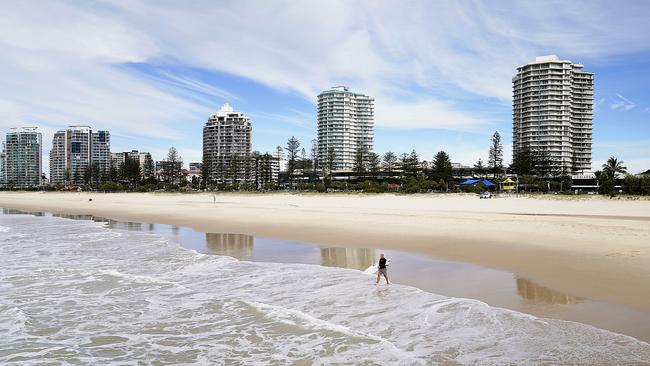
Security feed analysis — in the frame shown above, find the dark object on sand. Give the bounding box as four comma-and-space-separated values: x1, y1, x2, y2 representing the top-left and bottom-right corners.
88, 198, 93, 202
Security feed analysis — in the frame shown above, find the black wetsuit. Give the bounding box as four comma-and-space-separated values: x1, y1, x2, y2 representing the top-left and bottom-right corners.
379, 258, 387, 269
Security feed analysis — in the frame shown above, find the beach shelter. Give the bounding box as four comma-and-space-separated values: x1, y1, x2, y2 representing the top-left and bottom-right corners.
460, 179, 480, 185
482, 179, 495, 186
501, 178, 515, 191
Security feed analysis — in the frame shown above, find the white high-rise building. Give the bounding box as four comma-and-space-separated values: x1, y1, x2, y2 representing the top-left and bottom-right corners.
317, 86, 374, 171
3, 127, 42, 187
50, 126, 110, 185
512, 55, 593, 174
202, 103, 252, 182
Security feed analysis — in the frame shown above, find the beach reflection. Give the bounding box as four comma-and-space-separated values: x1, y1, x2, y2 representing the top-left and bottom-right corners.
320, 247, 375, 270
3, 208, 44, 216
205, 233, 255, 259
53, 213, 94, 221
516, 277, 583, 304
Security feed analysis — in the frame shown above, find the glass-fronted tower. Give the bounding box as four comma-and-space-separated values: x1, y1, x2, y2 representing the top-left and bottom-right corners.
513, 55, 593, 174
317, 86, 374, 171
3, 127, 42, 187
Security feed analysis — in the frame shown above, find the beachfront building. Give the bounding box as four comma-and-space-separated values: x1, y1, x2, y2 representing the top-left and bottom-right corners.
202, 103, 252, 183
155, 160, 183, 183
2, 127, 42, 187
317, 86, 374, 171
110, 152, 127, 171
0, 145, 6, 186
512, 55, 593, 175
189, 162, 202, 173
49, 126, 111, 185
111, 150, 153, 178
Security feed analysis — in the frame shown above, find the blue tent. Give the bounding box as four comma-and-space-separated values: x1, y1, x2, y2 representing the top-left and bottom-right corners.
460, 179, 480, 185
460, 178, 495, 186
482, 179, 495, 186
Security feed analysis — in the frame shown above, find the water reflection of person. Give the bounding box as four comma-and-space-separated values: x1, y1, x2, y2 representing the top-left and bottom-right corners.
376, 253, 389, 285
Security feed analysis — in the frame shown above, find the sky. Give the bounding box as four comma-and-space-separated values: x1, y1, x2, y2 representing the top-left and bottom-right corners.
1, 0, 649, 174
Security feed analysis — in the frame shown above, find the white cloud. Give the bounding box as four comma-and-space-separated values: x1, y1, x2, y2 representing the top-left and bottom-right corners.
2, 0, 650, 167
610, 94, 636, 111
375, 98, 490, 131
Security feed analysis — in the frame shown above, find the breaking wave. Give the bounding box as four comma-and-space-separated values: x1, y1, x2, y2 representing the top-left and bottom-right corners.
1, 214, 649, 365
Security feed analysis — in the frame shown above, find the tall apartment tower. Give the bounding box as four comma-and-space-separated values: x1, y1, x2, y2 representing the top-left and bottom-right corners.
2, 127, 42, 187
202, 103, 252, 182
513, 55, 593, 174
317, 86, 374, 171
50, 126, 110, 185
0, 144, 6, 186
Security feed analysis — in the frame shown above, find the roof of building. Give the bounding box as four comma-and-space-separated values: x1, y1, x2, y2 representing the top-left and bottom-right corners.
318, 86, 372, 98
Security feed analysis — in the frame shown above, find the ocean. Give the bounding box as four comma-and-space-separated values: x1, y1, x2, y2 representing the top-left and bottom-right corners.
1, 213, 649, 365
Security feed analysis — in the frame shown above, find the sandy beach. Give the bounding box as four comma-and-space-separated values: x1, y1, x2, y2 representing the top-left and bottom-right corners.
1, 191, 649, 319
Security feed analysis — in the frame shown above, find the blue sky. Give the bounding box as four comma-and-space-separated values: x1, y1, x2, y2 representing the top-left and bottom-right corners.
1, 1, 649, 173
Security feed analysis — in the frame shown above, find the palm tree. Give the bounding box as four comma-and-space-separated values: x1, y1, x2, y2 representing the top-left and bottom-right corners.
602, 156, 627, 178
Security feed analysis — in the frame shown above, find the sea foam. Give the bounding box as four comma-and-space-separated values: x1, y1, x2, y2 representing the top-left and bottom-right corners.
0, 213, 649, 365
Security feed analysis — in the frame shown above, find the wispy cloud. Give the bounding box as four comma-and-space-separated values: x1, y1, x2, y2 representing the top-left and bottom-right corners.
610, 94, 635, 111
248, 111, 313, 129
593, 97, 606, 113
1, 0, 650, 166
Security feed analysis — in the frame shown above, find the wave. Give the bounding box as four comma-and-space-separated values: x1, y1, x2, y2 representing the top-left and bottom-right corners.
0, 213, 649, 365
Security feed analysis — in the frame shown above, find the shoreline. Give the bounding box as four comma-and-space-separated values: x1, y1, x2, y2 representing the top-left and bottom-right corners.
5, 208, 650, 342
1, 191, 649, 316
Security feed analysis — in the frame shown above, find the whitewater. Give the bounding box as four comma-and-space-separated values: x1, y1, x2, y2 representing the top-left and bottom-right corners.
1, 213, 649, 365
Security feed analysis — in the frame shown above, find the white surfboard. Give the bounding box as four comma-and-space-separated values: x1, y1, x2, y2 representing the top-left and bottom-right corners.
363, 258, 391, 275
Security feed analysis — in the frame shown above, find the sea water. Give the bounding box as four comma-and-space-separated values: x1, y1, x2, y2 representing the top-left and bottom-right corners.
1, 214, 649, 365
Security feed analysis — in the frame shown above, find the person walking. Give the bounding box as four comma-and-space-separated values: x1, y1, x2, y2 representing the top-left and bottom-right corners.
376, 253, 389, 285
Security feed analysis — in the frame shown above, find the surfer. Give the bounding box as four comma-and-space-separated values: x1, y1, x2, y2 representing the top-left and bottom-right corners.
376, 253, 389, 285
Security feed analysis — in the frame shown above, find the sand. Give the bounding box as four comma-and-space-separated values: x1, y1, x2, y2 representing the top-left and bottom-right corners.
1, 191, 649, 317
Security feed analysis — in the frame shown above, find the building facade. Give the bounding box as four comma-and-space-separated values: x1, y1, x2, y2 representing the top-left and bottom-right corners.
110, 152, 127, 171
189, 162, 203, 173
111, 150, 153, 178
49, 126, 111, 185
202, 103, 252, 183
512, 55, 593, 175
317, 86, 374, 171
0, 145, 6, 186
3, 127, 42, 187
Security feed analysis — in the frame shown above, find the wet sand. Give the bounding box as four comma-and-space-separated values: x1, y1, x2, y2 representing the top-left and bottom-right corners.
1, 192, 649, 341
5, 209, 650, 342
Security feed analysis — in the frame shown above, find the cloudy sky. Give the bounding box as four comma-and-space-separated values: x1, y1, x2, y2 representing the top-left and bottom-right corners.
1, 0, 649, 173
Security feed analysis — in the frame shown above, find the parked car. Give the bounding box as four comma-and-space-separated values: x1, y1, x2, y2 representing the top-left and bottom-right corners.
479, 191, 492, 199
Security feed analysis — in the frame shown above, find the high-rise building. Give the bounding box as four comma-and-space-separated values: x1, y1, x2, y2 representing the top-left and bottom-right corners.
49, 126, 111, 185
2, 127, 42, 187
202, 103, 252, 182
0, 145, 6, 186
512, 55, 593, 174
317, 86, 374, 171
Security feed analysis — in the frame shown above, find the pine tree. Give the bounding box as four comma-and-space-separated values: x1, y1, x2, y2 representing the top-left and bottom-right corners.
474, 158, 485, 178
382, 151, 397, 175
286, 136, 300, 187
353, 146, 367, 176
488, 132, 503, 178
432, 151, 453, 182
